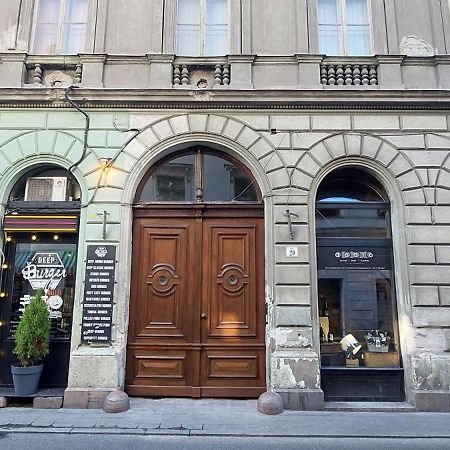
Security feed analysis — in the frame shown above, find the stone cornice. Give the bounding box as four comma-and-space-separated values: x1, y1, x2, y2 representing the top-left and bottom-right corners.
0, 88, 449, 110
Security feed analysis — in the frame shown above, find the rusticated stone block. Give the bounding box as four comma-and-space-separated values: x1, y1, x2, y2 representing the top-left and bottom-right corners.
414, 390, 450, 412
277, 388, 324, 411
257, 391, 284, 415
64, 388, 112, 409
33, 396, 63, 409
0, 397, 7, 408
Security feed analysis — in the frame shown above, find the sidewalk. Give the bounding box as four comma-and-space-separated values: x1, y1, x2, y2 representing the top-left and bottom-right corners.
0, 398, 449, 438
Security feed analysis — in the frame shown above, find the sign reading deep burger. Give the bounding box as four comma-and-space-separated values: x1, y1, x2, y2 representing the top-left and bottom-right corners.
81, 245, 116, 343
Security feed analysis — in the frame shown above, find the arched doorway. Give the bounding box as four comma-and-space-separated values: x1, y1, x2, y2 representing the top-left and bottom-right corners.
0, 165, 81, 388
315, 167, 404, 402
126, 148, 266, 398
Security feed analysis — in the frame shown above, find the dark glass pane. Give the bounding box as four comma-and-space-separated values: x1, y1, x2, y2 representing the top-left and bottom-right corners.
318, 253, 399, 368
316, 207, 390, 238
203, 154, 257, 202
318, 270, 399, 368
7, 241, 77, 341
139, 155, 195, 202
317, 168, 387, 202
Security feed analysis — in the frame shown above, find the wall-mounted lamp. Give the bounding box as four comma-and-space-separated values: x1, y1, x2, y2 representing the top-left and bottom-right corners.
99, 157, 113, 168
0, 292, 6, 298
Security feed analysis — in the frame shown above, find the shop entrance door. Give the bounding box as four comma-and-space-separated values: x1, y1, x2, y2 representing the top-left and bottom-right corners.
126, 206, 266, 398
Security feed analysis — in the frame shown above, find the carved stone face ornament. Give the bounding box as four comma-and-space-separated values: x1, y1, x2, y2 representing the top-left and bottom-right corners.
399, 35, 435, 57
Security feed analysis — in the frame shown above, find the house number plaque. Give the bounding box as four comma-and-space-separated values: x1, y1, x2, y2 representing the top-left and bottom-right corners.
81, 245, 116, 344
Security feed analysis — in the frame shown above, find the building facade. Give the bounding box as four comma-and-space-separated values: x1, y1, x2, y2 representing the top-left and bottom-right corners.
0, 0, 450, 411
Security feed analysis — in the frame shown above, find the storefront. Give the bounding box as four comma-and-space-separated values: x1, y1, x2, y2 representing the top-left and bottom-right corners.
0, 165, 80, 389
316, 167, 404, 402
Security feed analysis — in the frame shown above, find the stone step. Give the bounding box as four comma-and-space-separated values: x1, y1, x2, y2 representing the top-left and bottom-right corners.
324, 401, 415, 412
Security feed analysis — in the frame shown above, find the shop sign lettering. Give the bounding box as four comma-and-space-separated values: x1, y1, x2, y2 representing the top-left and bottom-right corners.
318, 246, 391, 270
22, 252, 67, 290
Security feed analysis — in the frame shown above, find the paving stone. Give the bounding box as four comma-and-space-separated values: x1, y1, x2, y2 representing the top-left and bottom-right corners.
51, 422, 77, 428
71, 428, 143, 434
31, 418, 56, 427
8, 418, 35, 426
145, 429, 190, 435
11, 427, 73, 434
137, 422, 162, 429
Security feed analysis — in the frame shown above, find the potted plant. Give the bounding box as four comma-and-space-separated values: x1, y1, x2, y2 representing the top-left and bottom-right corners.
11, 289, 50, 395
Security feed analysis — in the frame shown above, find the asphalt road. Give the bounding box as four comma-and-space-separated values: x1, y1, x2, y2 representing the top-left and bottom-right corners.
2, 433, 450, 450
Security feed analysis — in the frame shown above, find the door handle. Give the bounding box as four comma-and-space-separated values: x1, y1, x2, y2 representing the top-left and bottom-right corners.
200, 312, 207, 319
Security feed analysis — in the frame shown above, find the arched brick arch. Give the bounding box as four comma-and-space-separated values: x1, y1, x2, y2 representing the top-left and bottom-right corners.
290, 132, 427, 204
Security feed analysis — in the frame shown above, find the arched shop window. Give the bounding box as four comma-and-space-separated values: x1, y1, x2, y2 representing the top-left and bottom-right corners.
0, 165, 80, 388
316, 167, 404, 402
137, 148, 260, 203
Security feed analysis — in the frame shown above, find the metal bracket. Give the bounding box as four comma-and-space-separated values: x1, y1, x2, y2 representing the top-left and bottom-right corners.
284, 209, 299, 240
97, 210, 110, 240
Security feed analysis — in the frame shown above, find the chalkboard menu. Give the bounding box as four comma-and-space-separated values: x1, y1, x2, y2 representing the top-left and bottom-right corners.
81, 245, 116, 343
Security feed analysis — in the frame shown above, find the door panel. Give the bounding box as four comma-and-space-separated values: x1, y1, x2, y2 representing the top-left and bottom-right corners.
127, 218, 197, 395
133, 222, 194, 341
126, 210, 265, 398
203, 223, 257, 337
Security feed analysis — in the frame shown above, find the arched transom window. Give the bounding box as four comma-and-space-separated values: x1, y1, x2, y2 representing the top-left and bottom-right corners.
137, 149, 260, 203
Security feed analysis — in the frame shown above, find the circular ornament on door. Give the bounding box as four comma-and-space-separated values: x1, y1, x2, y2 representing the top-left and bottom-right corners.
216, 264, 248, 294
147, 264, 179, 296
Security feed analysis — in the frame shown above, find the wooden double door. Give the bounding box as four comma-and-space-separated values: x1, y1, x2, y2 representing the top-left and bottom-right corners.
126, 206, 266, 398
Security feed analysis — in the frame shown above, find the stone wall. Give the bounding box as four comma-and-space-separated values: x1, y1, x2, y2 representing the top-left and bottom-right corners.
0, 109, 449, 408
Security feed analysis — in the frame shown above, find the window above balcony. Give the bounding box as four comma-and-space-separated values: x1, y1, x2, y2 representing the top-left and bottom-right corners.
176, 0, 229, 56
318, 0, 373, 56
31, 0, 88, 54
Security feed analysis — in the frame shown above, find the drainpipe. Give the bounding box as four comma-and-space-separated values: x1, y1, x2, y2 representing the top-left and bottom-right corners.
64, 85, 90, 174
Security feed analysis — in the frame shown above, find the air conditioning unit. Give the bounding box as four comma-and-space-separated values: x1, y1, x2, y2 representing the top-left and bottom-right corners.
24, 177, 68, 201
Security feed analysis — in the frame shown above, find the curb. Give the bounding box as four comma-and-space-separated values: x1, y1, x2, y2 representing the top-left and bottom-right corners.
2, 427, 450, 439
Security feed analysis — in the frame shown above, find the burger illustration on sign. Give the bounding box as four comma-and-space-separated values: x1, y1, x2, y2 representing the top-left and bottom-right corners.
21, 252, 67, 290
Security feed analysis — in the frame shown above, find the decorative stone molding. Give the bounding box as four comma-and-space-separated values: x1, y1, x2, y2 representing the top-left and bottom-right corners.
320, 62, 378, 86
400, 36, 435, 57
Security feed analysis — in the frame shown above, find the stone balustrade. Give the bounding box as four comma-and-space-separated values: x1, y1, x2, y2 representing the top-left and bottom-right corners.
0, 53, 449, 90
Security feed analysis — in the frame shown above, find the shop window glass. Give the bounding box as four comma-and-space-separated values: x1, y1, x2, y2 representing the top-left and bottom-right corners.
316, 168, 400, 371
5, 239, 77, 341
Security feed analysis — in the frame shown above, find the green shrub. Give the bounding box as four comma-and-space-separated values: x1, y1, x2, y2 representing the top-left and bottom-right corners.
13, 289, 50, 367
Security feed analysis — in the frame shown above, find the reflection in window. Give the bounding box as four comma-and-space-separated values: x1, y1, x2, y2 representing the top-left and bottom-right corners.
138, 151, 259, 203
203, 155, 257, 202
316, 168, 400, 370
140, 155, 195, 202
316, 207, 390, 238
6, 240, 77, 340
32, 0, 88, 54
177, 0, 229, 56
318, 0, 372, 55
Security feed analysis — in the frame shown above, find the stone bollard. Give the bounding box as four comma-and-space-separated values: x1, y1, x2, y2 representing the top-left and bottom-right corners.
257, 390, 284, 415
103, 389, 130, 413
